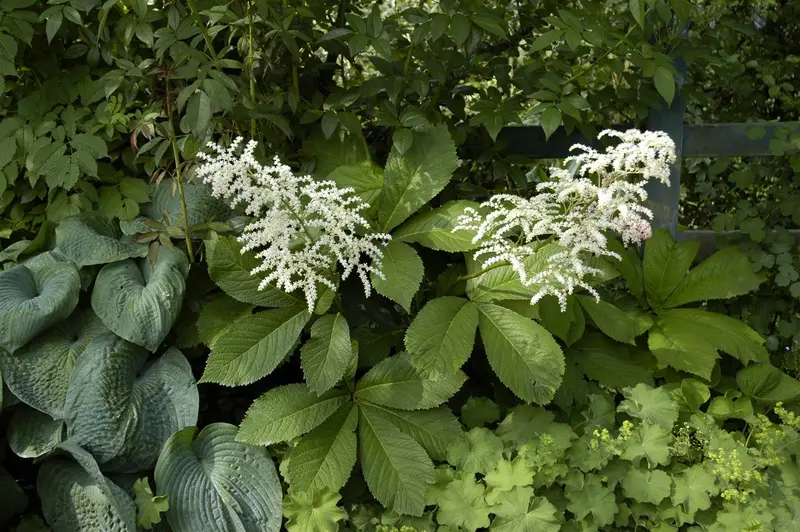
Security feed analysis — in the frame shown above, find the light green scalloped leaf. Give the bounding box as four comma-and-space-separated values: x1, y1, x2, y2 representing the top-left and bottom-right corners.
144, 178, 231, 227
38, 444, 137, 532
7, 405, 64, 458
92, 246, 189, 352
0, 311, 107, 417
155, 423, 282, 532
55, 214, 148, 267
64, 335, 199, 472
0, 262, 80, 353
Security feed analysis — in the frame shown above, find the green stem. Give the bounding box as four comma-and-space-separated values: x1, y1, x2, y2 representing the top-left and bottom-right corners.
186, 0, 219, 62
247, 0, 257, 138
164, 78, 195, 263
457, 261, 508, 282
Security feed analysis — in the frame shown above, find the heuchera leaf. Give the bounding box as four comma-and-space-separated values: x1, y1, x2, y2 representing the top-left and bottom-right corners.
490, 486, 561, 532
446, 427, 503, 475
283, 489, 346, 532
371, 240, 424, 312
155, 423, 282, 532
436, 476, 491, 532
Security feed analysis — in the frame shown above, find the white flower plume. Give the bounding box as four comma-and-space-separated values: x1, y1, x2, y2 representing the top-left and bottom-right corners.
455, 129, 676, 310
196, 137, 390, 310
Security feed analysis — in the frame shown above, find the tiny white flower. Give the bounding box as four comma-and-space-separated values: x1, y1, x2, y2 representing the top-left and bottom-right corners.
196, 137, 391, 311
455, 129, 676, 311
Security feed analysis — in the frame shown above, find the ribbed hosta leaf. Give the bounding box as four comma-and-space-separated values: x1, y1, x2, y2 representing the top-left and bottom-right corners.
0, 311, 107, 417
92, 246, 189, 352
286, 403, 358, 493
144, 178, 231, 226
38, 444, 137, 532
301, 313, 352, 395
55, 214, 147, 267
0, 263, 80, 353
7, 405, 63, 458
155, 423, 282, 532
358, 406, 434, 516
64, 335, 199, 472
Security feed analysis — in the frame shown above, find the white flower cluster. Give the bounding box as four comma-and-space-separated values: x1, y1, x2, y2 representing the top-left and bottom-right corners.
196, 137, 390, 310
455, 129, 676, 310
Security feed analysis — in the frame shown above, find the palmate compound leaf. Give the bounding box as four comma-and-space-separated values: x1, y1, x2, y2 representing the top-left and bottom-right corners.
575, 295, 652, 345
405, 296, 478, 378
301, 313, 352, 395
358, 405, 435, 516
237, 384, 349, 446
476, 303, 564, 404
0, 310, 107, 417
63, 334, 199, 472
370, 240, 424, 312
392, 200, 480, 252
0, 262, 80, 353
200, 305, 310, 386
642, 229, 699, 309
570, 332, 655, 391
155, 423, 282, 532
91, 245, 189, 352
354, 352, 466, 410
55, 214, 148, 267
37, 443, 137, 532
490, 486, 561, 532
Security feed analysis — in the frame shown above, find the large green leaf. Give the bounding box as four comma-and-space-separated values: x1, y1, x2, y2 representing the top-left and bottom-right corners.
0, 466, 28, 523
649, 309, 768, 379
92, 246, 189, 352
144, 178, 231, 227
570, 332, 655, 390
325, 161, 383, 219
200, 306, 310, 386
0, 262, 80, 353
64, 336, 199, 472
303, 128, 370, 179
38, 445, 137, 532
392, 201, 480, 252
358, 406, 435, 516
355, 353, 466, 410
286, 403, 358, 493
301, 313, 352, 395
378, 125, 458, 232
465, 245, 564, 303
360, 402, 465, 461
643, 229, 698, 308
405, 296, 478, 378
575, 295, 652, 345
238, 384, 349, 445
663, 246, 765, 308
55, 214, 148, 267
477, 303, 564, 404
197, 296, 254, 347
371, 240, 424, 312
0, 311, 106, 417
7, 405, 63, 458
155, 423, 282, 532
606, 236, 644, 300
205, 234, 302, 307
737, 364, 800, 403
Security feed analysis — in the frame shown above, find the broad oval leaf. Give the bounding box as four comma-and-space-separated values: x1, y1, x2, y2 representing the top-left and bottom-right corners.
355, 352, 466, 410
570, 332, 655, 391
575, 295, 651, 345
371, 240, 424, 312
238, 384, 349, 446
205, 234, 303, 307
92, 246, 189, 352
643, 229, 698, 309
737, 364, 800, 403
55, 214, 148, 267
0, 262, 80, 353
155, 423, 282, 532
477, 303, 564, 404
392, 201, 480, 252
301, 313, 352, 395
144, 178, 231, 227
200, 306, 310, 386
326, 161, 383, 220
405, 297, 478, 378
466, 244, 565, 303
7, 404, 63, 458
64, 335, 199, 472
0, 311, 107, 418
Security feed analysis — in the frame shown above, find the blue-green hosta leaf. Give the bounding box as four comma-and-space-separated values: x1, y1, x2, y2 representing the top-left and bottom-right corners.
662, 246, 765, 308
392, 201, 480, 252
238, 384, 349, 446
0, 311, 107, 417
205, 234, 303, 307
643, 229, 698, 309
378, 124, 459, 232
355, 352, 466, 410
7, 405, 64, 458
301, 313, 352, 395
64, 336, 199, 472
0, 466, 28, 523
477, 303, 564, 404
38, 445, 137, 532
155, 423, 282, 532
405, 297, 478, 378
200, 306, 310, 386
0, 262, 80, 353
371, 240, 424, 312
55, 214, 148, 267
92, 246, 189, 352
286, 403, 358, 493
144, 178, 231, 227
358, 405, 435, 516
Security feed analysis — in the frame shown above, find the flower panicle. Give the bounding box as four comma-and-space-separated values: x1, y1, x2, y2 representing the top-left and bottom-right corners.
196, 137, 391, 310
